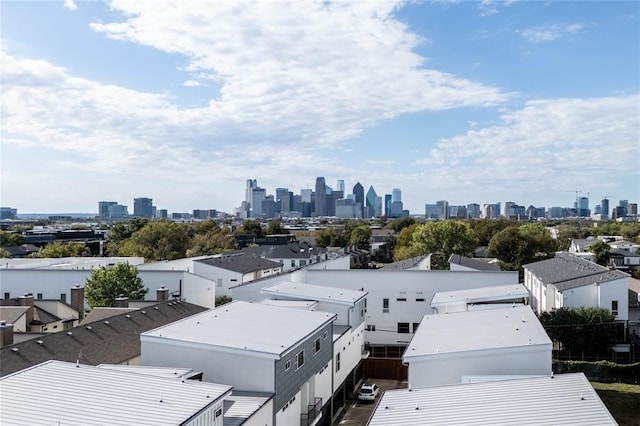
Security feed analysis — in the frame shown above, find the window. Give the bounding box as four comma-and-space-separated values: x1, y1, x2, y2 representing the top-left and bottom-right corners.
323, 331, 328, 339
416, 298, 425, 302
383, 298, 389, 313
396, 298, 407, 302
285, 360, 291, 371
300, 260, 307, 267
314, 337, 321, 354
366, 324, 376, 332
335, 353, 341, 372
291, 260, 296, 267
397, 322, 410, 334
216, 279, 222, 288
612, 300, 619, 316
63, 321, 73, 330
412, 322, 420, 333
296, 350, 305, 370
364, 298, 367, 313
37, 293, 43, 300
215, 408, 223, 418
60, 293, 66, 303
4, 292, 9, 299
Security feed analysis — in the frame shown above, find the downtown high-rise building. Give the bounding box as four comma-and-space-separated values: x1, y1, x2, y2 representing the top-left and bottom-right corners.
98, 201, 117, 217
352, 182, 364, 218
133, 197, 153, 218
315, 177, 327, 217
365, 186, 378, 218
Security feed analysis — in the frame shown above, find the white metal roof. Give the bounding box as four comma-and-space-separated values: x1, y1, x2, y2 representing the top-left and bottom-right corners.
224, 392, 273, 426
403, 306, 551, 360
143, 301, 336, 357
367, 373, 617, 426
261, 281, 367, 306
258, 298, 318, 310
430, 284, 529, 308
97, 364, 197, 380
0, 360, 232, 426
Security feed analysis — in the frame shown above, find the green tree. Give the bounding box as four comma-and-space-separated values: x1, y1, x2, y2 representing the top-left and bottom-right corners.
539, 307, 618, 353
350, 225, 372, 250
236, 220, 265, 238
555, 222, 591, 251
488, 223, 557, 272
0, 248, 12, 258
84, 262, 147, 308
187, 230, 237, 257
215, 296, 232, 307
411, 221, 478, 269
315, 227, 349, 248
393, 223, 421, 261
266, 219, 288, 235
0, 230, 24, 247
34, 241, 90, 258
118, 220, 189, 261
386, 217, 416, 233
106, 218, 149, 255
589, 240, 611, 266
467, 219, 517, 247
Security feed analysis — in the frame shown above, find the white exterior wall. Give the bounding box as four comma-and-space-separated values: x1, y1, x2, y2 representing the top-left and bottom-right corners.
598, 279, 629, 321
334, 323, 365, 389
306, 256, 351, 270
233, 269, 518, 345
181, 273, 217, 308
141, 337, 275, 393
407, 345, 552, 388
192, 263, 244, 298
275, 390, 301, 426
524, 269, 543, 314
138, 257, 199, 272
35, 301, 79, 320
562, 284, 598, 310
312, 360, 333, 409
242, 399, 274, 426
184, 400, 225, 426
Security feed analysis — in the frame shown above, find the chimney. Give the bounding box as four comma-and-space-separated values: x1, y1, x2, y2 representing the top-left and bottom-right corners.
157, 286, 169, 301
0, 321, 14, 347
19, 293, 34, 330
71, 285, 85, 320
114, 295, 129, 308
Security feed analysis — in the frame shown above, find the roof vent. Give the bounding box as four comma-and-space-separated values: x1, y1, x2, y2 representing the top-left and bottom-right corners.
85, 326, 92, 331
11, 347, 18, 352
141, 311, 146, 314
103, 321, 110, 325
415, 404, 420, 410
580, 393, 584, 400
155, 307, 159, 310
66, 332, 73, 336
36, 340, 44, 345
125, 315, 131, 319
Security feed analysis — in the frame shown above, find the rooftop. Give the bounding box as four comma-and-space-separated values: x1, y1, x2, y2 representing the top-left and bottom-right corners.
231, 242, 325, 260
1, 300, 207, 377
403, 306, 551, 360
142, 301, 336, 358
524, 253, 628, 287
430, 284, 528, 309
367, 373, 616, 426
196, 253, 282, 274
448, 254, 501, 271
258, 299, 318, 310
224, 391, 274, 426
261, 282, 367, 306
0, 360, 232, 426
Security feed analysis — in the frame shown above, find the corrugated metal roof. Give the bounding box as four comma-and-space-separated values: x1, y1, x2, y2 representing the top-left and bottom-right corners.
403, 306, 550, 360
0, 360, 232, 426
97, 364, 197, 380
143, 301, 336, 357
261, 282, 367, 306
367, 373, 617, 426
224, 392, 273, 426
431, 284, 528, 307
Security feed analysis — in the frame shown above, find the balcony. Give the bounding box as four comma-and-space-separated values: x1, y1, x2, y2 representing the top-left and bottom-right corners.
300, 397, 322, 426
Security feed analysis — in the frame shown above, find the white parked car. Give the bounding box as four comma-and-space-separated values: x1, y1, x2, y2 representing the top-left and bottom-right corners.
358, 383, 380, 401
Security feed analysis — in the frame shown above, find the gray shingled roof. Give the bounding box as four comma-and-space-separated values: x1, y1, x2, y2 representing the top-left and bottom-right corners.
0, 300, 207, 377
196, 252, 282, 273
448, 254, 501, 271
524, 253, 628, 290
232, 242, 324, 260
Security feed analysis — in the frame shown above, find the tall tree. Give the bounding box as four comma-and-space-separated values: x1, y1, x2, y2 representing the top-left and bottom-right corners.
488, 223, 557, 271
266, 219, 288, 235
84, 262, 147, 308
0, 230, 25, 247
410, 221, 478, 268
236, 220, 265, 238
187, 230, 237, 257
118, 220, 189, 261
350, 225, 372, 250
33, 241, 90, 258
589, 240, 611, 266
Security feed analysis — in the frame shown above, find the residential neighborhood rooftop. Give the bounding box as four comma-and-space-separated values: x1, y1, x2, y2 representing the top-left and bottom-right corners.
258, 299, 319, 310
403, 306, 551, 359
0, 360, 232, 426
261, 282, 367, 306
196, 253, 282, 274
231, 242, 324, 259
142, 301, 336, 357
224, 391, 274, 426
367, 373, 617, 426
430, 284, 528, 308
524, 253, 628, 286
0, 300, 208, 377
448, 254, 501, 271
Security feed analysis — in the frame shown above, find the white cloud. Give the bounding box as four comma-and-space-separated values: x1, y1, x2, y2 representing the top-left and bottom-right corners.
413, 94, 639, 204
63, 0, 78, 11
519, 23, 585, 43
183, 80, 201, 87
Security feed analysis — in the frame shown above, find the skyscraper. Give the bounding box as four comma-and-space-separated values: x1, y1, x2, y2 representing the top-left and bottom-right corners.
133, 197, 153, 218
384, 194, 392, 217
601, 198, 610, 217
337, 179, 345, 194
315, 177, 327, 217
98, 201, 117, 217
352, 182, 364, 218
365, 186, 378, 218
392, 188, 401, 203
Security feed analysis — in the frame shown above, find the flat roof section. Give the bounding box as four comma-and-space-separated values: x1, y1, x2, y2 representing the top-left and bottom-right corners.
261, 282, 367, 306
143, 301, 336, 357
430, 284, 529, 309
0, 360, 232, 426
403, 306, 550, 360
367, 373, 616, 426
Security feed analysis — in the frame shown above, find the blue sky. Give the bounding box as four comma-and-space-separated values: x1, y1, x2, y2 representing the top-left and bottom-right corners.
1, 0, 638, 214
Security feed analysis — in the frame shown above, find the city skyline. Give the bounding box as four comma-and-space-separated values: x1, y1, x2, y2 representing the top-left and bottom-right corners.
1, 1, 638, 214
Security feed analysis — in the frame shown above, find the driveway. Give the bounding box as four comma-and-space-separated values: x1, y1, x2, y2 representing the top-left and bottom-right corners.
334, 379, 408, 425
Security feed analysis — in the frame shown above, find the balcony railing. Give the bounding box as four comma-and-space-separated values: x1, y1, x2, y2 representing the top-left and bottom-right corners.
300, 397, 322, 426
